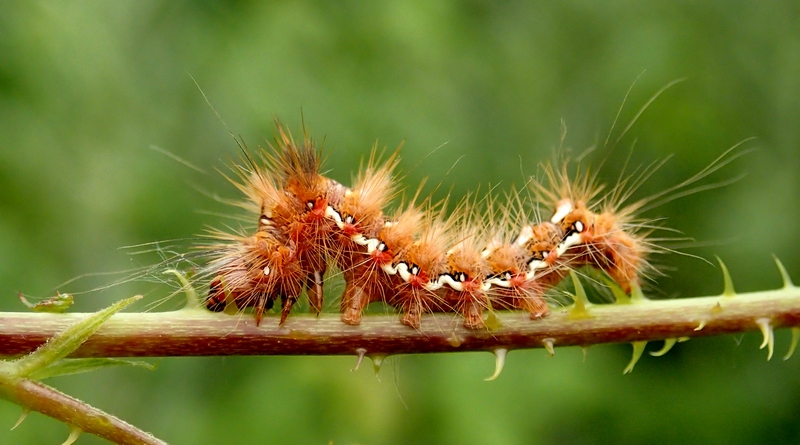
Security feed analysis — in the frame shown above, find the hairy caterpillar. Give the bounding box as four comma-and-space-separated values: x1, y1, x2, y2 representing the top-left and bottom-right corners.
202, 121, 740, 329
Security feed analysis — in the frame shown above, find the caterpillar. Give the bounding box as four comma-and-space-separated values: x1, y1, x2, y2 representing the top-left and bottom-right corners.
201, 121, 737, 330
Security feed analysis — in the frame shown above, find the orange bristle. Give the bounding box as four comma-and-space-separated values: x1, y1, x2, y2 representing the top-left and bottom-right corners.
203, 229, 303, 325
439, 197, 491, 329
387, 207, 451, 329
262, 122, 344, 317
339, 203, 423, 325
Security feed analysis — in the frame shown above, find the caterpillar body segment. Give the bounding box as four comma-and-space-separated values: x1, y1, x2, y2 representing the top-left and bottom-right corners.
338, 204, 423, 325
204, 229, 304, 325
482, 222, 564, 321
430, 196, 494, 329
327, 149, 400, 322
440, 231, 491, 329
204, 124, 342, 324
551, 200, 646, 294
268, 130, 342, 316
385, 208, 452, 329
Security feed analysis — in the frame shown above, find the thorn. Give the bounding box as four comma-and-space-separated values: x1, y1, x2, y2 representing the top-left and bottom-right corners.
677, 337, 690, 342
629, 281, 647, 302
484, 309, 503, 330
756, 318, 774, 361
11, 408, 29, 430
351, 348, 367, 372
163, 269, 200, 309
716, 256, 736, 297
484, 348, 508, 381
368, 353, 387, 380
448, 331, 463, 348
607, 279, 629, 304
650, 338, 678, 357
784, 327, 800, 361
773, 255, 795, 289
711, 301, 723, 313
542, 338, 556, 356
581, 346, 589, 362
62, 426, 82, 445
623, 341, 647, 374
568, 271, 591, 318
695, 319, 707, 331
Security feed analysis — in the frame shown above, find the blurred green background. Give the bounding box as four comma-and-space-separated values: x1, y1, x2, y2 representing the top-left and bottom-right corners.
2, 1, 800, 444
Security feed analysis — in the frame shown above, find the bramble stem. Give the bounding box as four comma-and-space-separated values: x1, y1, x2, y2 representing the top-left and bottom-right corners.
0, 375, 166, 445
2, 286, 800, 358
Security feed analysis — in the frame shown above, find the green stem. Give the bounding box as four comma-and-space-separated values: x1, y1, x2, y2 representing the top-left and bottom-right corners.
1, 286, 799, 358
0, 373, 166, 445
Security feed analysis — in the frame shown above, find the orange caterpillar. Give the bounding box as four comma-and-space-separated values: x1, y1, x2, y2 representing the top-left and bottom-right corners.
203, 122, 719, 329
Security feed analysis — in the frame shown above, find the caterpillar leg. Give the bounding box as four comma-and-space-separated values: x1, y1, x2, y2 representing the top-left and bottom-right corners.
206, 277, 228, 312
306, 268, 325, 315
341, 280, 370, 325
460, 297, 485, 329
519, 292, 550, 320
400, 298, 422, 329
280, 295, 299, 325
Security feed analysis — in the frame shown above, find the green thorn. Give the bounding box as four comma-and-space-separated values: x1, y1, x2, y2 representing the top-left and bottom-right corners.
14, 296, 142, 377
772, 255, 795, 289
755, 318, 774, 361
695, 319, 707, 331
62, 426, 82, 445
784, 327, 800, 361
716, 256, 736, 297
542, 338, 555, 356
629, 281, 647, 302
623, 341, 647, 374
11, 408, 29, 430
601, 274, 630, 304
650, 338, 678, 357
568, 271, 592, 318
485, 348, 508, 381
368, 354, 387, 380
164, 269, 201, 309
484, 308, 503, 330
581, 346, 589, 362
448, 331, 463, 348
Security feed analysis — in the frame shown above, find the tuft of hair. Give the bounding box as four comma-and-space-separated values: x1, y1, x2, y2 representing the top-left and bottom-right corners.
330, 147, 400, 268
441, 193, 492, 328
201, 227, 303, 326
530, 142, 749, 294
389, 201, 451, 329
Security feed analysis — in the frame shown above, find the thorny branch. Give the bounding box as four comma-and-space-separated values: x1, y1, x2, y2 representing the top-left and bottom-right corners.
2, 274, 800, 364
1, 265, 799, 445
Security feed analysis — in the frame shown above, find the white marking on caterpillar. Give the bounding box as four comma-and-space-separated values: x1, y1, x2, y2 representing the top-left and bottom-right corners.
524, 260, 547, 281
557, 232, 584, 256
485, 277, 512, 288
325, 206, 345, 227
515, 225, 534, 246
396, 262, 411, 281
551, 200, 573, 224
435, 274, 462, 292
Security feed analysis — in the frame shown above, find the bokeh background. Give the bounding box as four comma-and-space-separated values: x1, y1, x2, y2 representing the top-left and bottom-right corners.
2, 1, 800, 444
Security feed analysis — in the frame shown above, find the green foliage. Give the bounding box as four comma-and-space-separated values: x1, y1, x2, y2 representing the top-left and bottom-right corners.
1, 2, 799, 444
